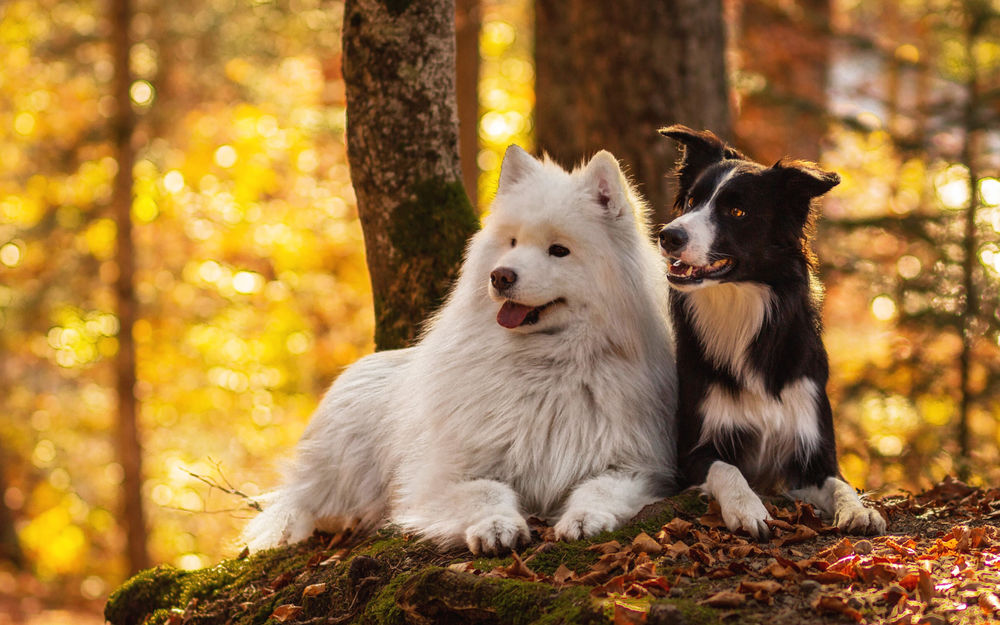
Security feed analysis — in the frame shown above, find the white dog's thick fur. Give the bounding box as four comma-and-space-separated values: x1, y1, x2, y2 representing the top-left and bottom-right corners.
243, 147, 678, 554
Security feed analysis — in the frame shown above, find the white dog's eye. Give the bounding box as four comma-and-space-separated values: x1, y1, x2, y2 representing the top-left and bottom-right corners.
548, 244, 570, 257
510, 238, 516, 247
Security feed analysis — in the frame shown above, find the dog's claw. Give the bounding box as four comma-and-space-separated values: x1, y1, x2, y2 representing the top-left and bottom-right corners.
753, 519, 771, 542
835, 505, 886, 535
554, 509, 617, 542
465, 515, 530, 555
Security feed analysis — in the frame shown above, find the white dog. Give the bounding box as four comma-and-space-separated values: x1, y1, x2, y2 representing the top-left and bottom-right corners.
243, 146, 678, 554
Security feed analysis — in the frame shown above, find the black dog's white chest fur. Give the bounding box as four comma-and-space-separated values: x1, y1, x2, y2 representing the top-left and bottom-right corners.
658, 124, 886, 538
684, 283, 822, 484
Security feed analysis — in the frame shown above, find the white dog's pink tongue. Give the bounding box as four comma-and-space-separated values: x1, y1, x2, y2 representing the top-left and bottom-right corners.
497, 301, 533, 328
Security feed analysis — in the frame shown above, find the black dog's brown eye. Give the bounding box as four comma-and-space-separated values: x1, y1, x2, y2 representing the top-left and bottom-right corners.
687, 197, 695, 208
729, 207, 746, 218
548, 244, 570, 257
511, 238, 516, 247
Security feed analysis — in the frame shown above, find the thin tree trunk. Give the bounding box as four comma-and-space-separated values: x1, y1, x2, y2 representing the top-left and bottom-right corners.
957, 6, 985, 479
0, 446, 24, 569
111, 0, 149, 574
535, 0, 731, 224
455, 0, 481, 208
342, 0, 479, 350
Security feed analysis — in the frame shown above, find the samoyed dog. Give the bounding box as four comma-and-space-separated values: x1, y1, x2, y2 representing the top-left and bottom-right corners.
243, 146, 677, 554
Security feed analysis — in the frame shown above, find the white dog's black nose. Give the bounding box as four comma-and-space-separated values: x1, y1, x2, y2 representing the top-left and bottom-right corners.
659, 226, 689, 253
490, 267, 517, 291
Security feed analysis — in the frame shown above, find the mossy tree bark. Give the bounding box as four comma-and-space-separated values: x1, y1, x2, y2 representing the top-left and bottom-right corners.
534, 0, 732, 225
343, 0, 480, 351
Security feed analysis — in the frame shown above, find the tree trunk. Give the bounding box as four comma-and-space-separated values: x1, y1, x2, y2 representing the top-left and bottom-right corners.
0, 446, 24, 569
956, 5, 986, 479
733, 0, 831, 163
455, 0, 481, 208
111, 0, 150, 574
534, 0, 731, 224
343, 0, 480, 351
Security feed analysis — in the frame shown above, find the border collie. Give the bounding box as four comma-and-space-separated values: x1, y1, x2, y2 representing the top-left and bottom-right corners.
656, 125, 885, 538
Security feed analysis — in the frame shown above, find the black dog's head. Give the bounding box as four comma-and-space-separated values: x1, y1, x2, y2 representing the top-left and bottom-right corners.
656, 125, 840, 291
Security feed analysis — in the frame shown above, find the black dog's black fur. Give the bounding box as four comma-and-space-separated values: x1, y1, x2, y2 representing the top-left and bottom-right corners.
658, 125, 843, 494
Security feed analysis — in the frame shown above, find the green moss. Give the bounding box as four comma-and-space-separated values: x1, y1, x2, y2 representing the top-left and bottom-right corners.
389, 178, 477, 260
377, 177, 478, 350
668, 491, 709, 517
361, 570, 414, 625
471, 555, 514, 571
528, 542, 600, 576
105, 565, 190, 625
531, 586, 605, 625
106, 494, 715, 625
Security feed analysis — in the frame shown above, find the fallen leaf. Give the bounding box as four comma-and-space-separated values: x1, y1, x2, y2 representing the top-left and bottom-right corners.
739, 580, 782, 594
268, 572, 294, 591
917, 568, 935, 602
698, 501, 726, 529
302, 583, 327, 598
818, 538, 854, 562
807, 571, 852, 584
766, 519, 794, 532
739, 579, 783, 603
553, 564, 576, 585
979, 591, 1000, 614
613, 601, 646, 625
631, 532, 662, 555
812, 595, 862, 622
774, 524, 818, 546
490, 551, 539, 581
588, 540, 623, 555
664, 541, 690, 558
916, 475, 976, 503
447, 561, 476, 574
699, 590, 746, 608
762, 562, 797, 580
661, 517, 693, 539
270, 604, 304, 623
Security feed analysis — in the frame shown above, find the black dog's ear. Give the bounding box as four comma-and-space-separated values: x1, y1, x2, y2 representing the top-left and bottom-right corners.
658, 125, 746, 205
767, 160, 840, 227
769, 159, 840, 200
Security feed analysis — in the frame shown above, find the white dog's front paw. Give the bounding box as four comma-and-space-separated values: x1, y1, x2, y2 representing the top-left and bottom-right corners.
554, 509, 617, 542
464, 514, 530, 555
835, 503, 886, 535
720, 494, 772, 540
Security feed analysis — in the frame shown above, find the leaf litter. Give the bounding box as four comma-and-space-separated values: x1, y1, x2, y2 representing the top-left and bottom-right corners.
149, 477, 1000, 624
464, 477, 1000, 624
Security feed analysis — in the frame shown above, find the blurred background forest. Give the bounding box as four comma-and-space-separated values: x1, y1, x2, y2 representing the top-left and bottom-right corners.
1, 0, 999, 622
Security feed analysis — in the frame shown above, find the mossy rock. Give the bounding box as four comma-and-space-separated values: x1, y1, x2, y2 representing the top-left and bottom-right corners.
105, 495, 719, 625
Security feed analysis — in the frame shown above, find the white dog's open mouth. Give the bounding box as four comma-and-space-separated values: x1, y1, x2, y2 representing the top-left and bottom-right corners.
497, 298, 565, 328
667, 257, 734, 284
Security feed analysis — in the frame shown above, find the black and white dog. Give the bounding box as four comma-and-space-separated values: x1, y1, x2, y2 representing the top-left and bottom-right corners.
657, 125, 885, 538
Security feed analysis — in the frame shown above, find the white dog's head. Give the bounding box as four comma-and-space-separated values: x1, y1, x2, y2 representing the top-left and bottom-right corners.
469, 146, 654, 336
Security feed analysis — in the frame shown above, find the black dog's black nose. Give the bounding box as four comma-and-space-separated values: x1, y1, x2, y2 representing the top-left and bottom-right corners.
490, 267, 517, 290
658, 226, 689, 253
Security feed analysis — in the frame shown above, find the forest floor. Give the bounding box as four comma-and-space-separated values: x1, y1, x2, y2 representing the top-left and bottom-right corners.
103, 476, 1000, 625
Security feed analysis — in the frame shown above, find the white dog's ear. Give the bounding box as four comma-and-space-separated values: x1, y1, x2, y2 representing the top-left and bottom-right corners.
497, 145, 539, 191
584, 150, 629, 219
